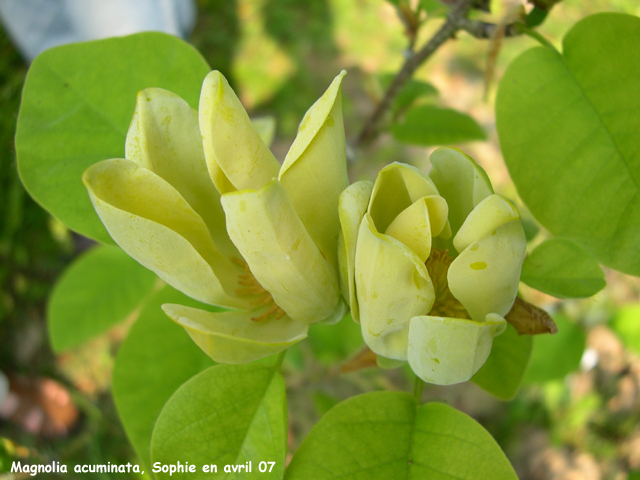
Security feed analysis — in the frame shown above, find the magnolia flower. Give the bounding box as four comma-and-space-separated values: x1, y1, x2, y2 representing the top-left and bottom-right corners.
83, 70, 348, 363
338, 148, 526, 385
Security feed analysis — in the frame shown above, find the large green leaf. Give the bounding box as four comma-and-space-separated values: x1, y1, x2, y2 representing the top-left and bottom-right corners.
151, 364, 286, 480
611, 304, 640, 356
523, 314, 585, 384
472, 324, 532, 400
16, 32, 210, 243
496, 13, 640, 276
285, 392, 517, 480
112, 285, 215, 474
48, 245, 157, 352
521, 237, 606, 298
392, 105, 485, 146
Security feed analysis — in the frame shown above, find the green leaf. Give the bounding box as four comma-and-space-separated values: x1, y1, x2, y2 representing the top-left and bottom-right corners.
48, 245, 157, 352
112, 285, 215, 474
472, 324, 532, 400
285, 392, 517, 480
523, 313, 585, 384
521, 217, 540, 242
392, 105, 485, 146
496, 13, 640, 277
395, 81, 438, 114
151, 364, 286, 480
611, 304, 640, 356
526, 6, 549, 27
521, 238, 605, 298
419, 0, 450, 16
16, 32, 211, 243
381, 75, 438, 114
307, 313, 364, 364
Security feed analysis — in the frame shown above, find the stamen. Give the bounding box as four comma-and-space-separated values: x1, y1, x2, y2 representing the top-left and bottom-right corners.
233, 256, 286, 322
230, 256, 246, 267
252, 303, 281, 322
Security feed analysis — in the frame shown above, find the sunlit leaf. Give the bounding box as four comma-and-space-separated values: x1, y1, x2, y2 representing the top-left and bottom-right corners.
16, 32, 210, 243
285, 392, 517, 480
112, 286, 215, 473
151, 364, 286, 480
48, 245, 157, 352
521, 238, 605, 298
496, 13, 640, 276
392, 105, 485, 146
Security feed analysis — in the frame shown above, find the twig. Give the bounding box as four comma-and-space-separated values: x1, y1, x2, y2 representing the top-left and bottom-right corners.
458, 18, 523, 39
461, 18, 556, 50
354, 0, 474, 150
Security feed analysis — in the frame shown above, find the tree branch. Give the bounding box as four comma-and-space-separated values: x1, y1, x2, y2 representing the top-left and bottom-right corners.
354, 0, 474, 150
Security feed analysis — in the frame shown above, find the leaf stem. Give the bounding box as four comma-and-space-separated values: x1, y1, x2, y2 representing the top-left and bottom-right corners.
515, 23, 557, 51
413, 375, 424, 404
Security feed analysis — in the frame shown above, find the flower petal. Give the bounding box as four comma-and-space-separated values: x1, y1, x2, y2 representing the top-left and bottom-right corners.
429, 148, 493, 238
320, 297, 349, 325
199, 71, 281, 193
125, 88, 237, 257
448, 197, 526, 321
408, 314, 506, 385
356, 214, 434, 360
384, 195, 448, 263
163, 303, 308, 364
338, 180, 373, 322
279, 71, 348, 267
221, 180, 340, 324
368, 162, 440, 234
453, 194, 521, 253
83, 159, 245, 309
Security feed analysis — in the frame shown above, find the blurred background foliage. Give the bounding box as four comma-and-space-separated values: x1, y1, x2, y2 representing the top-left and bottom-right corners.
1, 0, 640, 479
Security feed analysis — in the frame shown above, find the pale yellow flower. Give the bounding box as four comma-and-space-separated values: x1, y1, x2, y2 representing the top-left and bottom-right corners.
83, 71, 348, 363
338, 148, 526, 385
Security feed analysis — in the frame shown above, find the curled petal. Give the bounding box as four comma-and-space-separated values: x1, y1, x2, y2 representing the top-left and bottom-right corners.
199, 71, 281, 193
222, 180, 340, 324
453, 194, 521, 253
449, 217, 526, 322
163, 304, 308, 364
429, 148, 493, 237
369, 162, 440, 234
338, 180, 373, 322
356, 214, 434, 360
83, 159, 244, 309
384, 195, 448, 263
320, 297, 349, 325
408, 313, 506, 385
279, 71, 348, 267
125, 88, 237, 257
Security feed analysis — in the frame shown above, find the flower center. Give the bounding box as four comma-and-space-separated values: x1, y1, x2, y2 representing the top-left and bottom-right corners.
424, 249, 469, 319
231, 257, 286, 322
